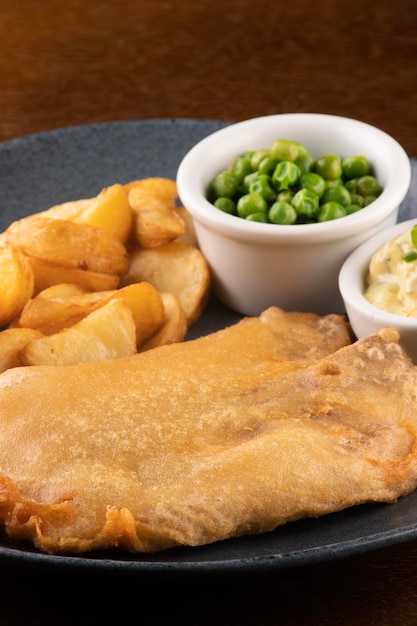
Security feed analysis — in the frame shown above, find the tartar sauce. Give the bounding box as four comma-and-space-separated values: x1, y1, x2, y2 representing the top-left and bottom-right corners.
364, 226, 417, 317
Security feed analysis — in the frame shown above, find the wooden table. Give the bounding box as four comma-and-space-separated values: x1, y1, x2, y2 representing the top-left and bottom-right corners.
1, 0, 417, 156
1, 1, 417, 624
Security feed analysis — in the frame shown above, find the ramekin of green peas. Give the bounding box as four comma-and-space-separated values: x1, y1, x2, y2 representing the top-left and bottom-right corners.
208, 139, 383, 224
177, 114, 410, 316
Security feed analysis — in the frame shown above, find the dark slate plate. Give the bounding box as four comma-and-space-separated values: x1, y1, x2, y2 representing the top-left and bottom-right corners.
1, 118, 417, 577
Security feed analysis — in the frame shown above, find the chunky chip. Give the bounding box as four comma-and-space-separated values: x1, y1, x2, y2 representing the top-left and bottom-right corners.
0, 244, 34, 327
139, 291, 187, 351
74, 184, 133, 244
17, 281, 165, 347
121, 241, 210, 325
125, 178, 185, 247
5, 215, 129, 276
17, 285, 107, 335
19, 298, 137, 367
30, 283, 90, 300
113, 282, 165, 346
38, 198, 92, 221
0, 327, 43, 373
26, 256, 121, 294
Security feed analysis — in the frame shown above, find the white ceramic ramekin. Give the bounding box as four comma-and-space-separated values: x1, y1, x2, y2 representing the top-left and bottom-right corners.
339, 218, 417, 362
177, 114, 411, 315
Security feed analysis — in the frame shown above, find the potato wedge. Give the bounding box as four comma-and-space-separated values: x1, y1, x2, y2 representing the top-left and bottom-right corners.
33, 283, 90, 300
17, 287, 107, 335
27, 256, 120, 294
0, 327, 43, 373
120, 241, 210, 325
19, 298, 137, 366
38, 198, 93, 221
75, 184, 133, 244
125, 178, 185, 247
18, 281, 165, 344
0, 245, 34, 327
139, 291, 187, 351
124, 177, 178, 208
114, 283, 165, 346
5, 215, 129, 276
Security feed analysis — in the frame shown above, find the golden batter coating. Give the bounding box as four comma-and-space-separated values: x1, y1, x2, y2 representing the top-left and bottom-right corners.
1, 308, 416, 555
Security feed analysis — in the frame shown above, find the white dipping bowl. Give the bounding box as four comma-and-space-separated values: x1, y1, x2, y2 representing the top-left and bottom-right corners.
339, 218, 417, 363
177, 114, 411, 316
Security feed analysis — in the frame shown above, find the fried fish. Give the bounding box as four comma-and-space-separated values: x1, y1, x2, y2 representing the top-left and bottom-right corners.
1, 309, 416, 555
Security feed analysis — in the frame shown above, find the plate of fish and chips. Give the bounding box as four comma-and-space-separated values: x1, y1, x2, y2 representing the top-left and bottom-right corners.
1, 119, 417, 576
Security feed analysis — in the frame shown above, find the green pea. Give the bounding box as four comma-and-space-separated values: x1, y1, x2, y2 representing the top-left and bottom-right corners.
241, 150, 255, 160
350, 193, 365, 207
318, 202, 347, 222
277, 190, 295, 203
293, 141, 311, 159
250, 149, 271, 170
324, 178, 344, 190
314, 154, 342, 180
246, 212, 270, 223
345, 178, 358, 193
357, 175, 383, 197
346, 204, 362, 214
269, 201, 297, 225
363, 195, 377, 206
210, 171, 239, 198
322, 184, 351, 208
291, 188, 320, 218
237, 193, 268, 218
242, 171, 262, 193
300, 172, 326, 198
272, 161, 301, 190
270, 139, 300, 162
257, 155, 278, 175
214, 197, 237, 215
249, 175, 276, 202
295, 154, 315, 173
231, 156, 253, 182
342, 155, 371, 180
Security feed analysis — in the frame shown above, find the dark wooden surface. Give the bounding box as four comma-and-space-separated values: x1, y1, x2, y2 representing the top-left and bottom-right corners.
1, 0, 417, 156
1, 1, 417, 624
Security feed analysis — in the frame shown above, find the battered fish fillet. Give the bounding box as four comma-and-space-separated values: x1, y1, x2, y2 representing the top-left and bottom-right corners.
0, 308, 416, 555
